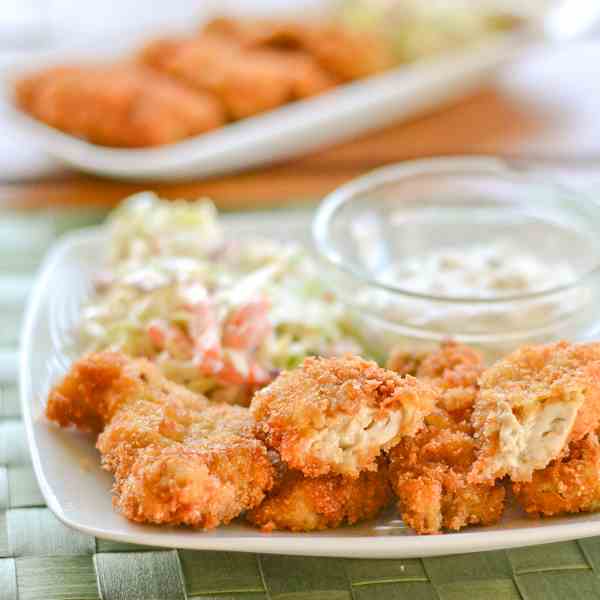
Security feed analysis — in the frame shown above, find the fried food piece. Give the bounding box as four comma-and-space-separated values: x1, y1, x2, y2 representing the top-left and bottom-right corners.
201, 21, 339, 95
513, 434, 600, 517
111, 403, 274, 528
46, 352, 274, 529
470, 342, 600, 483
46, 351, 205, 432
302, 24, 393, 81
204, 17, 308, 50
247, 457, 392, 532
387, 342, 503, 534
203, 17, 393, 80
276, 52, 337, 99
15, 64, 225, 147
140, 34, 334, 120
389, 411, 505, 534
387, 341, 484, 417
251, 355, 436, 478
386, 348, 428, 377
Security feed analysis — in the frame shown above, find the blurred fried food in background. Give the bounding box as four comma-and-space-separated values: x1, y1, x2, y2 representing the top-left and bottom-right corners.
139, 31, 337, 120
15, 64, 225, 147
15, 16, 392, 147
203, 16, 393, 80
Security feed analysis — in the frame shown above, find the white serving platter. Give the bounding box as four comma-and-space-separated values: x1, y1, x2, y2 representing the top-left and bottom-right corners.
5, 24, 535, 182
20, 210, 600, 558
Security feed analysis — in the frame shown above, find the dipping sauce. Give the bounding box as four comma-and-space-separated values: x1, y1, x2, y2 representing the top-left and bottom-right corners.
313, 157, 600, 361
352, 241, 592, 359
378, 243, 578, 299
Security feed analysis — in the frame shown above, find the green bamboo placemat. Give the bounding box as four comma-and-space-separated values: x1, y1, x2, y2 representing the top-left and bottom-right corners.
3, 205, 600, 600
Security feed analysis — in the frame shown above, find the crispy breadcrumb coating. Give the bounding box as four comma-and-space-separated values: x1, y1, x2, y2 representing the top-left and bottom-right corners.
388, 341, 484, 417
387, 342, 504, 534
113, 402, 274, 528
302, 24, 393, 81
46, 351, 205, 432
15, 64, 225, 147
247, 457, 392, 532
203, 17, 308, 50
251, 355, 436, 478
202, 17, 393, 80
140, 34, 334, 120
46, 352, 274, 529
471, 342, 600, 483
386, 348, 428, 377
389, 410, 505, 534
16, 17, 391, 147
513, 434, 600, 517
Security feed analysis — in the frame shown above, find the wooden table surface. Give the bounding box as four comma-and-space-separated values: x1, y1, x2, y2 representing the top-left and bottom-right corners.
3, 41, 600, 211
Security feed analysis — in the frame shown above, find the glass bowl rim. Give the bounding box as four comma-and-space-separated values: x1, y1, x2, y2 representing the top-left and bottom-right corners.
312, 155, 600, 304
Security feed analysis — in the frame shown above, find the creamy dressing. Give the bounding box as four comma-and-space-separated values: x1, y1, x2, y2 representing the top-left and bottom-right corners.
80, 194, 364, 398
379, 243, 577, 299
354, 242, 589, 341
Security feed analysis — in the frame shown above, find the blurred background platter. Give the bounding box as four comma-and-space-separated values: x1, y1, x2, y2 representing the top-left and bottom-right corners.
1, 0, 545, 181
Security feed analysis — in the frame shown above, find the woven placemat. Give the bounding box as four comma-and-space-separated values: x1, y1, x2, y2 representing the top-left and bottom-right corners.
3, 206, 600, 600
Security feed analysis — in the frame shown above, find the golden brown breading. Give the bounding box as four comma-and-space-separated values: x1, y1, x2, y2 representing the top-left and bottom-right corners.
46, 351, 200, 432
247, 457, 392, 532
389, 410, 505, 534
202, 17, 393, 80
302, 24, 393, 81
112, 403, 274, 528
276, 52, 337, 99
513, 434, 600, 517
386, 348, 428, 377
251, 355, 436, 478
15, 64, 225, 147
203, 17, 308, 50
387, 341, 484, 417
470, 342, 600, 484
140, 34, 334, 120
386, 342, 503, 534
46, 352, 274, 529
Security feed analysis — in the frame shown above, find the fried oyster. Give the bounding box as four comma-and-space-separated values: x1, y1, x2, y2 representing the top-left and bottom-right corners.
251, 355, 437, 479
513, 433, 600, 517
247, 456, 392, 532
470, 341, 600, 484
387, 342, 505, 534
46, 352, 274, 529
16, 64, 225, 147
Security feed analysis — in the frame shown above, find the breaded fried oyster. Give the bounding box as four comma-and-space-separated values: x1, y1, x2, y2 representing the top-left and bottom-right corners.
388, 340, 484, 416
513, 433, 600, 517
387, 342, 504, 534
389, 411, 505, 534
251, 355, 436, 478
46, 352, 274, 529
247, 457, 392, 532
202, 17, 393, 80
470, 342, 600, 483
140, 33, 334, 120
16, 64, 225, 147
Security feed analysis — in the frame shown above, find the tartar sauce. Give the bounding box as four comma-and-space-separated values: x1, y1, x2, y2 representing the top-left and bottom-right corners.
379, 243, 577, 299
354, 242, 589, 349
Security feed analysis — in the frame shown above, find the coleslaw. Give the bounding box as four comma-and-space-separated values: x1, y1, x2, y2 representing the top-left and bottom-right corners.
79, 193, 364, 403
336, 0, 519, 63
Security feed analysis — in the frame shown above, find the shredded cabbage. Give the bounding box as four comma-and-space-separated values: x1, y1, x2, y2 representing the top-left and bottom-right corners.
80, 193, 364, 403
335, 0, 518, 63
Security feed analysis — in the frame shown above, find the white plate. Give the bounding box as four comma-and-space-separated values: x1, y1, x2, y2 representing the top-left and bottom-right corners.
20, 210, 600, 558
5, 26, 535, 182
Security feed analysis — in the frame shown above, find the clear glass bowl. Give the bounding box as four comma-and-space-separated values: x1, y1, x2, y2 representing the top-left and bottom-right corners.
312, 156, 600, 361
